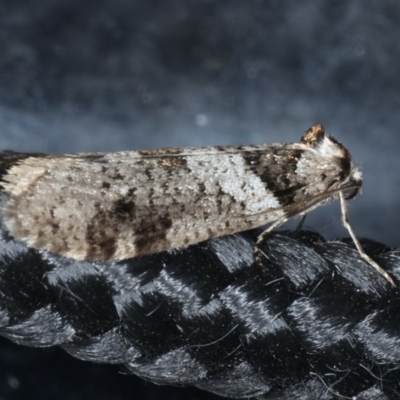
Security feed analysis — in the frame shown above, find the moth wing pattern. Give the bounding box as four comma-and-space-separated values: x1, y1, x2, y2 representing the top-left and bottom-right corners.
0, 126, 361, 264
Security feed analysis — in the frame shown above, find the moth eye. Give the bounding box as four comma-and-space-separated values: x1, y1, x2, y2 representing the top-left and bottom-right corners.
344, 187, 360, 200
300, 124, 325, 147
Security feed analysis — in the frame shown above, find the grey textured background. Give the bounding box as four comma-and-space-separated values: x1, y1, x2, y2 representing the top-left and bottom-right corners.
0, 1, 400, 399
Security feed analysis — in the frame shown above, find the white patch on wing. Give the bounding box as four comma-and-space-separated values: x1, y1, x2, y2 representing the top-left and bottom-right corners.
186, 153, 281, 215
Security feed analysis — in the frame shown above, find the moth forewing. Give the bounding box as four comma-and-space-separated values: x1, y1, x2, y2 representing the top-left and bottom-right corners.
0, 125, 394, 286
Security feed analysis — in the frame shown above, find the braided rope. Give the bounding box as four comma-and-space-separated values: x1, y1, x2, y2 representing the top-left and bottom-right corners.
0, 228, 399, 399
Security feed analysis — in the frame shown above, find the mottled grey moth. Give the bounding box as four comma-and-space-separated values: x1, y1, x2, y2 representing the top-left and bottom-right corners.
0, 124, 394, 286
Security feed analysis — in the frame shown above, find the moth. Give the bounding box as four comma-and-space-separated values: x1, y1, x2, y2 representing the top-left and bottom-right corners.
0, 124, 394, 286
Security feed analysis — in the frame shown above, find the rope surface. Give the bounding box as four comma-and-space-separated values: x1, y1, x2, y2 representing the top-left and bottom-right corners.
0, 228, 399, 399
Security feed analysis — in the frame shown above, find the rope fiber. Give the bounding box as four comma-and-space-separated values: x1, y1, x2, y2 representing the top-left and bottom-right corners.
0, 227, 400, 399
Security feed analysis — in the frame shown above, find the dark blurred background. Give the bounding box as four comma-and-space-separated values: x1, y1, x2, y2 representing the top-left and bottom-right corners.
1, 1, 400, 399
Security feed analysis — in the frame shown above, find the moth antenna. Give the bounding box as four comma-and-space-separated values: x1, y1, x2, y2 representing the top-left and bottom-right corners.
339, 191, 395, 287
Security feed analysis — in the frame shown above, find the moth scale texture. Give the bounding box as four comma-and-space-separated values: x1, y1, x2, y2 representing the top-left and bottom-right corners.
0, 125, 394, 286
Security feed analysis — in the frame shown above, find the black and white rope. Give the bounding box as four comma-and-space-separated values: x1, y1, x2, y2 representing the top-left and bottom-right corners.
0, 228, 399, 399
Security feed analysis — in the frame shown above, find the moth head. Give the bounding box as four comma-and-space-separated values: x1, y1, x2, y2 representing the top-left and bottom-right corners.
301, 124, 362, 200
301, 125, 350, 159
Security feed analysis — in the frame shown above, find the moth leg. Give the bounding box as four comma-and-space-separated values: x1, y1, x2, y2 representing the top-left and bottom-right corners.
339, 191, 396, 287
254, 217, 288, 273
295, 214, 307, 231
